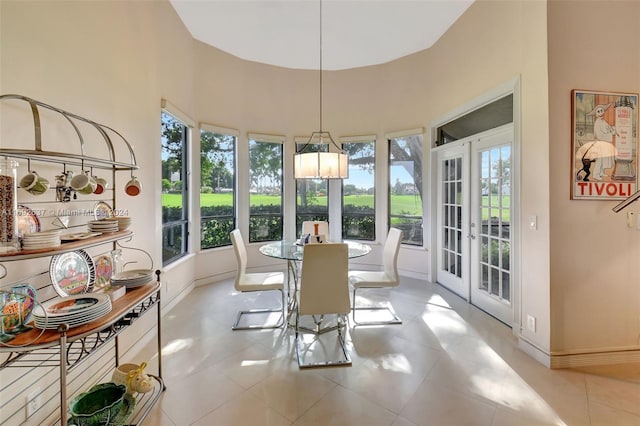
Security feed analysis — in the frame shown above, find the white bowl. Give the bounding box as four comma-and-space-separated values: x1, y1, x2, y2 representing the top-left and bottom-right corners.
115, 216, 132, 230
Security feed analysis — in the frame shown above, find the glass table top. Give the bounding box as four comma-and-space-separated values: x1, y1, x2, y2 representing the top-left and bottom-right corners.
259, 240, 371, 261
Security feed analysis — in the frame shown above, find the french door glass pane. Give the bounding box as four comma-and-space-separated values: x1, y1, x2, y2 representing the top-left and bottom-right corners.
441, 155, 462, 276
477, 144, 511, 302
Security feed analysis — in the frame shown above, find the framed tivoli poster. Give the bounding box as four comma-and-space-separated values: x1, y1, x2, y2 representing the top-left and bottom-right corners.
572, 90, 639, 200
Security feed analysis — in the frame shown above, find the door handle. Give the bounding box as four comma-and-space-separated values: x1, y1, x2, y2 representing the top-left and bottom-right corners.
467, 234, 476, 240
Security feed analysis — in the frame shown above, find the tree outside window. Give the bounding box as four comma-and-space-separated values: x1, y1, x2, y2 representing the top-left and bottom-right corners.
249, 138, 283, 242
342, 140, 375, 240
389, 134, 423, 245
161, 111, 189, 264
200, 129, 236, 249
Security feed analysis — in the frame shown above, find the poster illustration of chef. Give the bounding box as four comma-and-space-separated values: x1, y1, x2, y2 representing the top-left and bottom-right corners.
572, 90, 638, 200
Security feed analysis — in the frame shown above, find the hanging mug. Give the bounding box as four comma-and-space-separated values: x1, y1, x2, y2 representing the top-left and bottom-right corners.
70, 171, 97, 195
93, 176, 108, 195
124, 176, 141, 196
19, 171, 49, 196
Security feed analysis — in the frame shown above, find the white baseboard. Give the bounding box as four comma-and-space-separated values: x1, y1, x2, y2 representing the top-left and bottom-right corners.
194, 271, 235, 287
518, 336, 551, 367
397, 268, 429, 281
162, 280, 195, 314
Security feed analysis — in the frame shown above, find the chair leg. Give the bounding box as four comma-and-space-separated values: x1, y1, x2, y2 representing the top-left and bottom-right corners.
352, 287, 402, 326
296, 313, 351, 368
232, 289, 286, 330
297, 314, 341, 335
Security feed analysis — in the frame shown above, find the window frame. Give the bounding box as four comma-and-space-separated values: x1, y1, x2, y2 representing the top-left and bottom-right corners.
200, 123, 238, 250
387, 129, 424, 246
248, 133, 284, 243
340, 135, 376, 241
160, 101, 193, 266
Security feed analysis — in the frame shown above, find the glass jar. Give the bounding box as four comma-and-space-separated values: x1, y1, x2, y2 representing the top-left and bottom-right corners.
0, 158, 19, 253
110, 249, 123, 274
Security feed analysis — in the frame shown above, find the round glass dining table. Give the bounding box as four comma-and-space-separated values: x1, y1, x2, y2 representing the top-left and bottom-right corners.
259, 240, 371, 261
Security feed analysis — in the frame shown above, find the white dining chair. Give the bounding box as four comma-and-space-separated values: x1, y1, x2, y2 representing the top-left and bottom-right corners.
230, 229, 286, 330
348, 227, 403, 325
296, 243, 351, 367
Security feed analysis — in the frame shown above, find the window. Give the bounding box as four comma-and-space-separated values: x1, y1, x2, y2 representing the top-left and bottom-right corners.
200, 125, 236, 249
435, 94, 513, 146
249, 134, 283, 242
342, 137, 375, 240
388, 132, 423, 245
295, 140, 328, 235
161, 110, 189, 265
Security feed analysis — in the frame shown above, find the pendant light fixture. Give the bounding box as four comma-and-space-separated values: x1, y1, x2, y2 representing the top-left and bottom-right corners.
294, 0, 348, 179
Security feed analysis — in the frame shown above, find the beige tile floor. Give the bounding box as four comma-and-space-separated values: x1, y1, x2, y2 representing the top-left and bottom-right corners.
137, 277, 640, 426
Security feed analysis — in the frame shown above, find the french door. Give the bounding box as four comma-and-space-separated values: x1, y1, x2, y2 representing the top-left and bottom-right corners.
435, 125, 514, 325
435, 143, 469, 298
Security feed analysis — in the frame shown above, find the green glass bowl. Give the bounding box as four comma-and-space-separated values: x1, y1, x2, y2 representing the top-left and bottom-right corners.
69, 382, 127, 426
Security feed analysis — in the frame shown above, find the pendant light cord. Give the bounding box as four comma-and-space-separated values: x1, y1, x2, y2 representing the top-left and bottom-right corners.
319, 0, 323, 133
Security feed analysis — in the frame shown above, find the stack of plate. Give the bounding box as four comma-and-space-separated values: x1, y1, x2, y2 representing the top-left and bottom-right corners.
88, 219, 118, 233
33, 293, 112, 329
22, 230, 62, 250
114, 216, 132, 231
110, 269, 153, 288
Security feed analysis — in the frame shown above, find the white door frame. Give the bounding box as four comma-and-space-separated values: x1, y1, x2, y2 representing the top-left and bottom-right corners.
428, 77, 521, 332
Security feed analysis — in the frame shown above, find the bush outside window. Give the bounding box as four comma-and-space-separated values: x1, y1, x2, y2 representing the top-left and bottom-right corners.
249, 137, 283, 242
161, 111, 189, 264
342, 139, 375, 240
201, 127, 236, 249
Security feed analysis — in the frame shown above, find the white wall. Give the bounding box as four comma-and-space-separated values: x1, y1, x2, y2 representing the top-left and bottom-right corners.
547, 0, 640, 360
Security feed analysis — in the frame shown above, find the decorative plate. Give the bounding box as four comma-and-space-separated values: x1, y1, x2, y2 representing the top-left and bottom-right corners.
60, 232, 101, 242
93, 201, 115, 220
94, 254, 113, 288
17, 205, 40, 238
49, 250, 96, 297
47, 296, 100, 315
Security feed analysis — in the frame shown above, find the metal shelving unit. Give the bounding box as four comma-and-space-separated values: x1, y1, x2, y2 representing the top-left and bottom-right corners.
0, 94, 163, 425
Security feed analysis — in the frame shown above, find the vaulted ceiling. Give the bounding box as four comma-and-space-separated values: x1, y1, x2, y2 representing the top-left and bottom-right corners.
169, 0, 474, 71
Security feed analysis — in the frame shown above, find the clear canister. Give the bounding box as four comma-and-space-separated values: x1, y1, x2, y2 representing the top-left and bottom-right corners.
0, 158, 19, 252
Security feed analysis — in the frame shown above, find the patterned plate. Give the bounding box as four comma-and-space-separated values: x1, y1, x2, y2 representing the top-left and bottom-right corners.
49, 250, 96, 297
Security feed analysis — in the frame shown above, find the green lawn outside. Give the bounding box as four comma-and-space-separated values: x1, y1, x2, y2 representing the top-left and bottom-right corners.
164, 193, 421, 215
162, 193, 510, 219
481, 196, 511, 221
